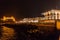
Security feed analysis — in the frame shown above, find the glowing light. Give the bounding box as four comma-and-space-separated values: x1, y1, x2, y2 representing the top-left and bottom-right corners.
57, 21, 60, 30
3, 16, 6, 21
2, 16, 16, 22
33, 20, 38, 23
1, 26, 15, 40
42, 9, 60, 20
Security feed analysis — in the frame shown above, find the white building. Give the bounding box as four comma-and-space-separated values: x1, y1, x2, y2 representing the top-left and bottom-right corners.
42, 9, 60, 20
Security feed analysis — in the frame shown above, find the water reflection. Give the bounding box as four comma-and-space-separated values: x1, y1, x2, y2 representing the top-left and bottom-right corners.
0, 26, 16, 40
0, 24, 59, 40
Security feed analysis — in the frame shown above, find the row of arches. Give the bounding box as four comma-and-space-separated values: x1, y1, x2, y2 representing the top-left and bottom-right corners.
42, 10, 60, 20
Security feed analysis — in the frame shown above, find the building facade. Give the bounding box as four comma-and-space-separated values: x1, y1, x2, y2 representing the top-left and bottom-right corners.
42, 9, 60, 20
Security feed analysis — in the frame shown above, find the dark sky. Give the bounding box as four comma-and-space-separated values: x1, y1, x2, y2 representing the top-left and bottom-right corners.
0, 0, 59, 19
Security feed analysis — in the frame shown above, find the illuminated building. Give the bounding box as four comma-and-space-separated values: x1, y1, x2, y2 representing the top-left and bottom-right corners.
14, 9, 60, 24
1, 16, 16, 23
42, 9, 60, 20
16, 17, 39, 23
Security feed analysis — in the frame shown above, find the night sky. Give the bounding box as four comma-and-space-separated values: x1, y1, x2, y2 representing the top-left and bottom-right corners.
0, 0, 60, 19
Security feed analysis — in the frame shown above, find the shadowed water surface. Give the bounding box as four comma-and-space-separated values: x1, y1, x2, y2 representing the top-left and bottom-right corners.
0, 24, 59, 40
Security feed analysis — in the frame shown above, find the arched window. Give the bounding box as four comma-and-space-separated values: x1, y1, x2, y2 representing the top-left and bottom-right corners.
53, 12, 56, 20
47, 13, 49, 20
57, 13, 59, 20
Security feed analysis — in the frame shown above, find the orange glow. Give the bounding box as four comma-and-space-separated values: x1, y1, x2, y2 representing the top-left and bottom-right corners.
3, 16, 6, 21
56, 21, 60, 30
1, 26, 16, 40
2, 16, 16, 22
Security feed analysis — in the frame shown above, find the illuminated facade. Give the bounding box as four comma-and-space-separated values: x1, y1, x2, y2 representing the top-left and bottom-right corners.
42, 9, 60, 20
16, 17, 39, 23
1, 16, 16, 23
3, 9, 60, 24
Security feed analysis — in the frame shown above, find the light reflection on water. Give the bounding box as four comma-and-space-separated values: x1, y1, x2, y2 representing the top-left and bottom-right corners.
0, 26, 59, 40
0, 26, 16, 40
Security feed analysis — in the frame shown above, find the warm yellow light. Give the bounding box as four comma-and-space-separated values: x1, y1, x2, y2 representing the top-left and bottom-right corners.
56, 21, 60, 30
3, 16, 6, 21
11, 16, 16, 22
2, 16, 16, 22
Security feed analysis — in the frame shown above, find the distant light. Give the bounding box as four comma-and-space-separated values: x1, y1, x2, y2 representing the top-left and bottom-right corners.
33, 20, 38, 23
2, 16, 16, 22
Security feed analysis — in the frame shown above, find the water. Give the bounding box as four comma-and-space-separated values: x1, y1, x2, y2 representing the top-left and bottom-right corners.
0, 26, 16, 40
0, 25, 59, 40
